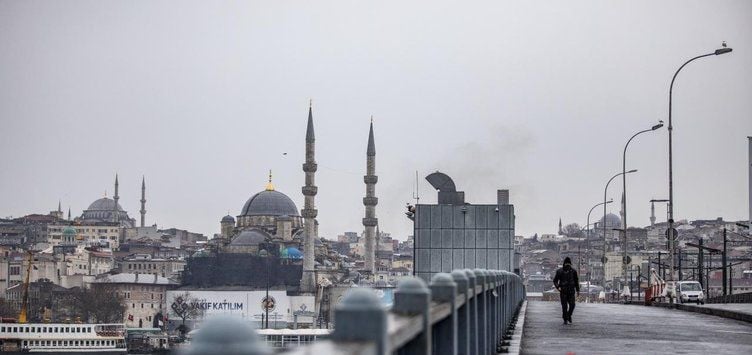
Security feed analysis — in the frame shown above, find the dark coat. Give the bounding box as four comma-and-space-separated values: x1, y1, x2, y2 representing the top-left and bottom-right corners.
553, 266, 580, 293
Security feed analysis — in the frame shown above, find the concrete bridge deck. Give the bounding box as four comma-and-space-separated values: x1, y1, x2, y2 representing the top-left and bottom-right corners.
521, 301, 752, 355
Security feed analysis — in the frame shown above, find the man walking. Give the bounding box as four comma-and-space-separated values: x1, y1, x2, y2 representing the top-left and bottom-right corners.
553, 257, 580, 324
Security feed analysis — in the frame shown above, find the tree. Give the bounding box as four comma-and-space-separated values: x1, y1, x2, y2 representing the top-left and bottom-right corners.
0, 298, 18, 319
67, 285, 126, 323
170, 291, 204, 337
561, 223, 584, 239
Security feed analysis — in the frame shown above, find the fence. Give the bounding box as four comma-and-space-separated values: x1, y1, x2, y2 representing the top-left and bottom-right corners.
707, 292, 752, 304
185, 268, 525, 355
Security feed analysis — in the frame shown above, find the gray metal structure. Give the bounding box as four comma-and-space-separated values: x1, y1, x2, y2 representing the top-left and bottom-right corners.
186, 268, 525, 355
414, 173, 516, 282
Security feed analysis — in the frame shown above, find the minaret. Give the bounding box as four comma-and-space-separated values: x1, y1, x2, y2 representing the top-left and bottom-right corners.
140, 176, 147, 227
67, 207, 71, 221
300, 102, 318, 292
113, 174, 120, 224
58, 200, 62, 214
362, 118, 378, 275
558, 218, 563, 234
650, 200, 656, 227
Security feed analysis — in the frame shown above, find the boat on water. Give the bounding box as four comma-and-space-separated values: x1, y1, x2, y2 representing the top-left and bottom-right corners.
0, 323, 127, 353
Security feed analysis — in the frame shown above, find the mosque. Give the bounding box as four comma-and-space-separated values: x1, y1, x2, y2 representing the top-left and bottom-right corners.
77, 175, 147, 229
217, 172, 308, 259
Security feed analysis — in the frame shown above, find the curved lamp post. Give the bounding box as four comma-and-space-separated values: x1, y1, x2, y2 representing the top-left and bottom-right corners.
621, 121, 663, 288
603, 169, 637, 293
587, 199, 612, 292
667, 45, 732, 303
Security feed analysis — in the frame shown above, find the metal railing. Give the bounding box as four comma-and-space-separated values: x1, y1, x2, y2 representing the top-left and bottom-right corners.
184, 269, 525, 355
707, 292, 752, 304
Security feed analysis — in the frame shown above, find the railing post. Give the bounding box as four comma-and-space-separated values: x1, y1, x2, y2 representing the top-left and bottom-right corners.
430, 273, 458, 355
463, 269, 478, 355
393, 277, 432, 355
330, 288, 387, 354
183, 315, 272, 355
488, 270, 497, 354
473, 269, 487, 355
492, 270, 501, 352
451, 270, 470, 355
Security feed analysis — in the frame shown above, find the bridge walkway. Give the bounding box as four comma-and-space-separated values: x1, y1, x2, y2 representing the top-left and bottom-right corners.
521, 301, 752, 355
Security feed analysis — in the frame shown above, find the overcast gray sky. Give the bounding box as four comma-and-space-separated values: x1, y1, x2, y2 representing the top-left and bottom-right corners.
1, 0, 751, 240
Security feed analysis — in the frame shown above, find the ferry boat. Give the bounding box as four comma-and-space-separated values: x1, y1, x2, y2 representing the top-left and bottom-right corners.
0, 323, 127, 353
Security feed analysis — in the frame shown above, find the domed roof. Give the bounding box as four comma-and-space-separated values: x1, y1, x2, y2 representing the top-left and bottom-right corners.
240, 190, 299, 217
282, 247, 303, 259
62, 226, 76, 235
230, 229, 269, 246
192, 249, 210, 258
221, 215, 235, 223
598, 213, 622, 228
86, 197, 123, 212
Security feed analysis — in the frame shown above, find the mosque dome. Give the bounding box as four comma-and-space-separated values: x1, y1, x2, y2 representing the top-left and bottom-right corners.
192, 249, 210, 258
282, 247, 303, 259
62, 226, 76, 236
87, 197, 123, 212
598, 213, 622, 228
81, 196, 132, 227
221, 215, 236, 223
240, 190, 299, 217
230, 229, 270, 246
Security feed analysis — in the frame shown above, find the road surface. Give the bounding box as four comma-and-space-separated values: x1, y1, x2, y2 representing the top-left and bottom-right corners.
521, 301, 752, 355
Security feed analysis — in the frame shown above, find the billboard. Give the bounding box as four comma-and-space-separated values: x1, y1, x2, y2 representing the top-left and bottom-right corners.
166, 290, 315, 326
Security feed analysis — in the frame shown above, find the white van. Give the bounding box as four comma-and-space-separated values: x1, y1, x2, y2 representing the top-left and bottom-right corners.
676, 281, 705, 304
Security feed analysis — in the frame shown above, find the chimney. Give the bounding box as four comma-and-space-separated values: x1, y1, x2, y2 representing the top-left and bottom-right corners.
497, 190, 510, 205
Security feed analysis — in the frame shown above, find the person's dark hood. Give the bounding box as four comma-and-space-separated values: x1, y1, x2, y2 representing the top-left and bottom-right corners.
563, 257, 572, 270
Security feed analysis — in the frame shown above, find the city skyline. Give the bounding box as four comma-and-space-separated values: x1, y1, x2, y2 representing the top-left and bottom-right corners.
2, 1, 751, 240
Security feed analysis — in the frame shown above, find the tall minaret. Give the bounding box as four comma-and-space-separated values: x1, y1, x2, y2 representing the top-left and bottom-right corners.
113, 174, 120, 224
650, 200, 656, 227
67, 207, 71, 221
362, 118, 378, 275
140, 176, 147, 227
300, 102, 318, 292
558, 218, 563, 234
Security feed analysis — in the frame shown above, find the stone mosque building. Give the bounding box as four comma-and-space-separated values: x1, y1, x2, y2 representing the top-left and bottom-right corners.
201, 103, 378, 293
78, 174, 145, 229
218, 172, 310, 257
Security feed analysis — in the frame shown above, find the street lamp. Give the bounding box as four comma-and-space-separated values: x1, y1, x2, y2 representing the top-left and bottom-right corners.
258, 249, 270, 329
603, 169, 637, 293
586, 199, 612, 298
667, 44, 732, 303
622, 121, 663, 289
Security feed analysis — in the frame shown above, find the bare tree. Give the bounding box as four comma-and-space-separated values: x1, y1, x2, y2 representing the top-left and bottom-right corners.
67, 285, 126, 323
0, 298, 18, 319
561, 223, 584, 239
170, 291, 205, 336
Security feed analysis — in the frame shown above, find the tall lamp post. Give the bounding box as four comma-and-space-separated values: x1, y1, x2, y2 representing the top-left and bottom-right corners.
622, 122, 664, 289
667, 45, 732, 303
259, 249, 270, 329
587, 199, 613, 285
604, 170, 637, 293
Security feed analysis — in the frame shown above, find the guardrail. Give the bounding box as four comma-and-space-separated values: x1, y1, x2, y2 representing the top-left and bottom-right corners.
184, 269, 525, 355
707, 292, 752, 304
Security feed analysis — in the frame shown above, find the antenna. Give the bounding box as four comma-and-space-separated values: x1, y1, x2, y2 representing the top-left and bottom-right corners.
412, 170, 420, 205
